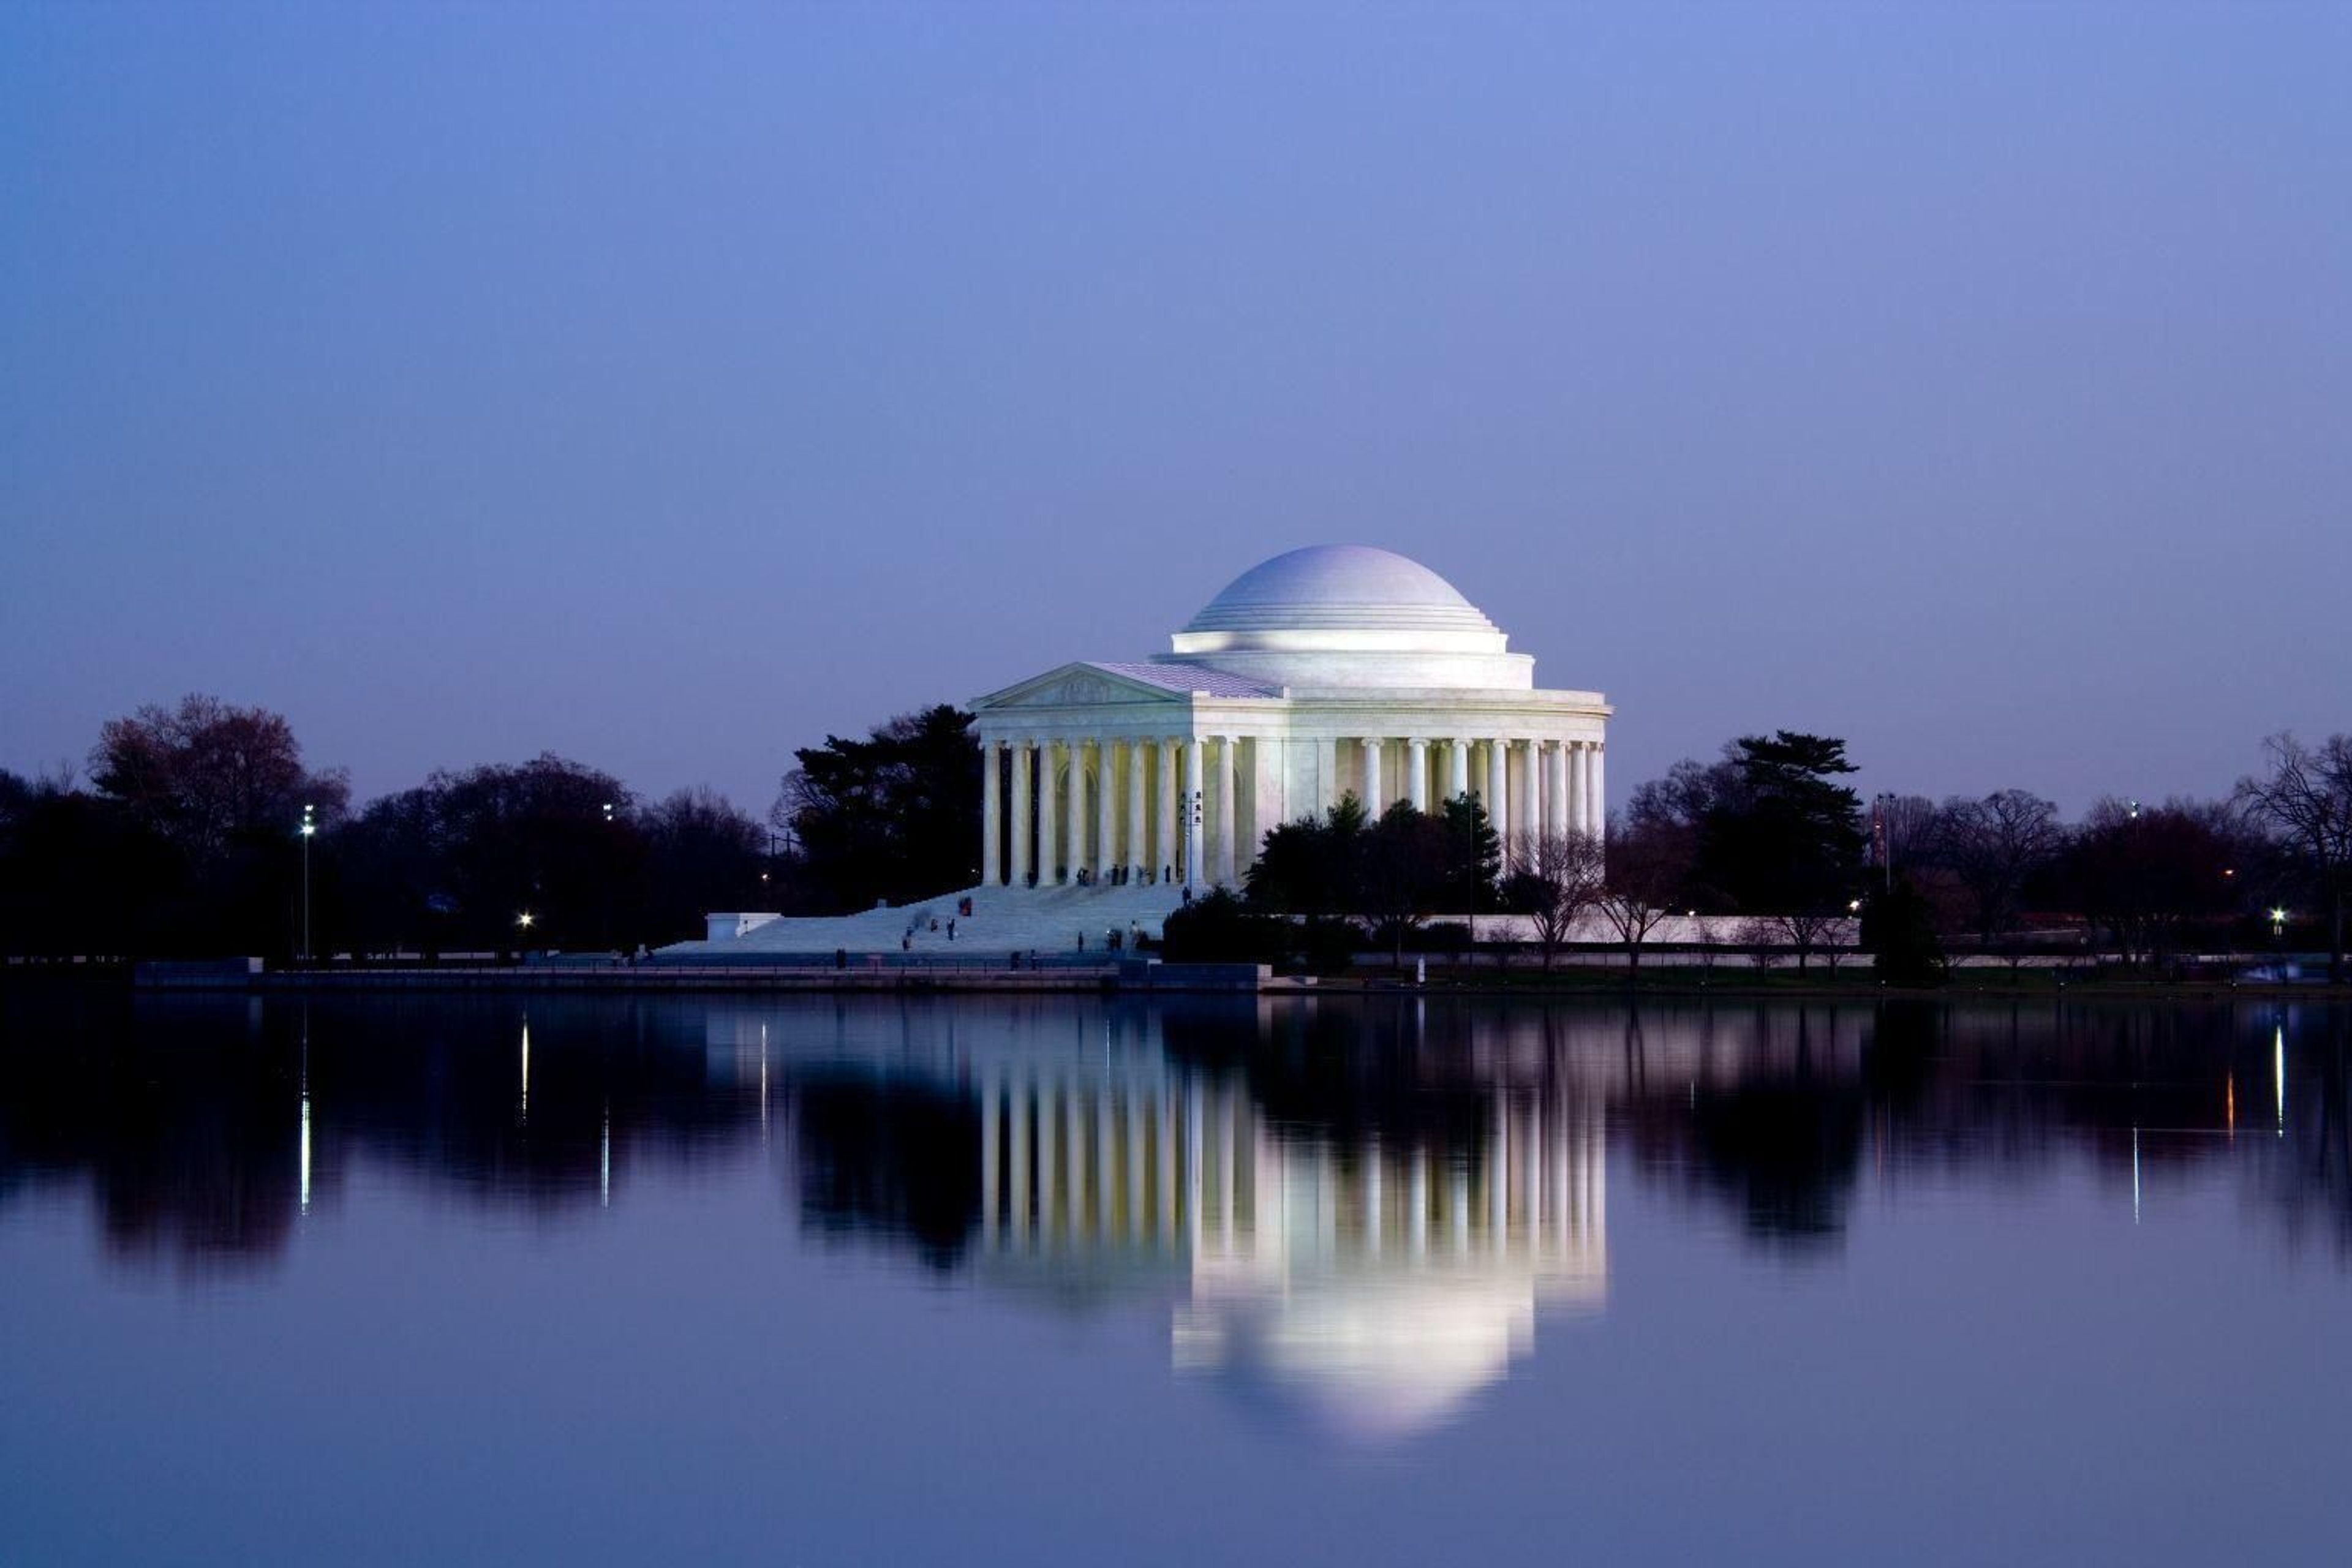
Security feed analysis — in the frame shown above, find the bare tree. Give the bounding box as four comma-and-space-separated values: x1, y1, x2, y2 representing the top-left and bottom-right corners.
1774, 910, 1842, 975
1873, 792, 1942, 885
1937, 789, 2065, 943
1503, 829, 1605, 970
1740, 916, 1784, 972
1691, 912, 1723, 978
1598, 818, 1683, 971
2238, 733, 2352, 982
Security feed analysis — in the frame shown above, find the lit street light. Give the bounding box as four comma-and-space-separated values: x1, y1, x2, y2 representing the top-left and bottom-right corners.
298, 804, 316, 963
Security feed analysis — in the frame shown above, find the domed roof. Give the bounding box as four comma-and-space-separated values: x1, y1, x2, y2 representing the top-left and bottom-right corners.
1181, 545, 1498, 638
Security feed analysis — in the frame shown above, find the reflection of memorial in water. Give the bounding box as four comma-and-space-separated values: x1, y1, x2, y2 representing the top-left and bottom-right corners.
740, 997, 1611, 1442
9, 990, 2350, 1293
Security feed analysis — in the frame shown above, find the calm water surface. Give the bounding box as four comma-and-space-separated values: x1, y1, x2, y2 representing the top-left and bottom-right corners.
3, 990, 2348, 1566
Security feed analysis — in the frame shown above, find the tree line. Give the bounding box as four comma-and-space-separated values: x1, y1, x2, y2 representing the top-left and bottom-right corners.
5, 696, 2346, 980
1172, 728, 2351, 982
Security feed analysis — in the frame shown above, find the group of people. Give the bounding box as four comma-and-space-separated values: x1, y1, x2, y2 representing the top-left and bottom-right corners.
1035, 865, 1181, 888
899, 908, 968, 952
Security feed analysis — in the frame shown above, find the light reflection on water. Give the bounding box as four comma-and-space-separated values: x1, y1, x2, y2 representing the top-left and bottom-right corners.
3, 990, 2350, 1564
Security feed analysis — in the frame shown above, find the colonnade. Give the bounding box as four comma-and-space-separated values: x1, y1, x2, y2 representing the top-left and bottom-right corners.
1341, 735, 1604, 848
972, 1060, 1606, 1277
978, 733, 1605, 890
981, 736, 1229, 889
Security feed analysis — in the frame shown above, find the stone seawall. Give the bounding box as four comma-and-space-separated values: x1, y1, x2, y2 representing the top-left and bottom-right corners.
171, 961, 1283, 996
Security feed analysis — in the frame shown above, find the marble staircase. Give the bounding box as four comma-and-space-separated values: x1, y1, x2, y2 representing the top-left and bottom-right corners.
652, 880, 1193, 962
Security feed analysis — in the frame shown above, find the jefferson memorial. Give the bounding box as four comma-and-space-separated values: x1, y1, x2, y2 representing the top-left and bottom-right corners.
674, 544, 1608, 957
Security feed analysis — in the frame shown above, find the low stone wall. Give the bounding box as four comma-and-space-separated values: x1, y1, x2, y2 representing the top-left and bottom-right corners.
229, 958, 1280, 995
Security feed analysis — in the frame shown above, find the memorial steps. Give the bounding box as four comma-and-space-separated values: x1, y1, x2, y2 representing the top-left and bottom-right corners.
653, 880, 1186, 963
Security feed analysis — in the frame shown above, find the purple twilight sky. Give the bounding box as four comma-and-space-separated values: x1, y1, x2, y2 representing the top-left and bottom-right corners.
2, 2, 2346, 820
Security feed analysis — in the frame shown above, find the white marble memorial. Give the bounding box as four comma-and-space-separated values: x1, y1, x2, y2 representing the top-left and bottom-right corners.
672, 544, 1609, 957
970, 543, 1611, 890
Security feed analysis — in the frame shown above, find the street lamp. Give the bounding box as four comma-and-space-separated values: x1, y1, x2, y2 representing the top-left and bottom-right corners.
298, 804, 317, 962
1872, 793, 1897, 893
2272, 907, 2288, 939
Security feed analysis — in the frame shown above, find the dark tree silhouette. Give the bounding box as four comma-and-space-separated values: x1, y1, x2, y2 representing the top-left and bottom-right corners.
1935, 789, 2065, 943
90, 694, 348, 862
1501, 827, 1605, 969
2237, 733, 2352, 981
2059, 797, 2241, 967
1695, 731, 1866, 915
775, 705, 981, 913
1247, 793, 1370, 916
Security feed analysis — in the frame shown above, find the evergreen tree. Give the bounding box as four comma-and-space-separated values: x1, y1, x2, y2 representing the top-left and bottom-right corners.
1695, 731, 1866, 913
777, 706, 981, 911
1438, 793, 1503, 913
1860, 877, 1947, 987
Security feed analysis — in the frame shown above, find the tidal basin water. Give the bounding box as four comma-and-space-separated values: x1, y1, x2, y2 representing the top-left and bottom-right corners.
4, 991, 2350, 1566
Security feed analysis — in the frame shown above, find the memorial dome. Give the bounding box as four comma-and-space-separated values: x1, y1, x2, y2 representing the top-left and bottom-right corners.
1163, 544, 1528, 687
1180, 545, 1499, 640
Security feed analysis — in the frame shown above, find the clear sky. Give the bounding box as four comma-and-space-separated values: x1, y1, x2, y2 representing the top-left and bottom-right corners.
3, 2, 2345, 820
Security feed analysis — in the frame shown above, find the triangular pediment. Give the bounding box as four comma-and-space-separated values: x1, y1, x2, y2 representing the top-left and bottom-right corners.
971, 662, 1189, 711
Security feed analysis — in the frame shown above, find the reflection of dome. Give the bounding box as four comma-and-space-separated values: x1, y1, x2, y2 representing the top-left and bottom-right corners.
1176, 1273, 1563, 1446
1164, 545, 1534, 688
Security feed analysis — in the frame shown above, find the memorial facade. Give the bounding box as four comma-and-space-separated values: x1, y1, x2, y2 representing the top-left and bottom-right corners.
968, 543, 1611, 889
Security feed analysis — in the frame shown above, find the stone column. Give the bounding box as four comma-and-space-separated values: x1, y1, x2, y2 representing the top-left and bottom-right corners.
1407, 738, 1430, 812
1066, 742, 1090, 884
1038, 743, 1060, 884
1547, 741, 1569, 838
1125, 739, 1147, 881
1095, 740, 1117, 881
1216, 736, 1240, 886
1010, 742, 1033, 886
1362, 738, 1384, 814
1564, 741, 1583, 839
1580, 742, 1599, 842
1517, 739, 1539, 838
1485, 738, 1509, 845
1447, 738, 1469, 802
1316, 736, 1337, 818
982, 740, 1003, 886
1183, 737, 1204, 886
1156, 739, 1177, 883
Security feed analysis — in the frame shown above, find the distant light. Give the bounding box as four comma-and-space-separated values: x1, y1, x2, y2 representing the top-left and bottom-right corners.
2275, 1025, 2286, 1136
2223, 868, 2236, 878
1848, 899, 1862, 913
518, 911, 535, 929
300, 823, 316, 837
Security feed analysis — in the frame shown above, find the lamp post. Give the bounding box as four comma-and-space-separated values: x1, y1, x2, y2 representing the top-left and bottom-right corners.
298, 804, 317, 963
